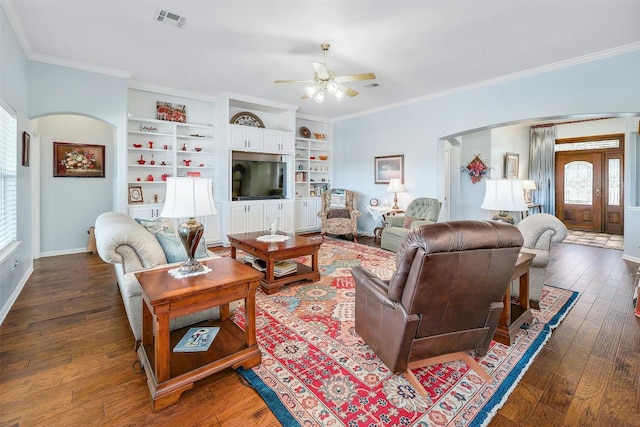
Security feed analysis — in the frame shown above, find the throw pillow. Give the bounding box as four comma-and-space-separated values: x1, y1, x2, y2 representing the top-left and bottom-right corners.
403, 216, 419, 228
328, 208, 351, 219
135, 217, 208, 262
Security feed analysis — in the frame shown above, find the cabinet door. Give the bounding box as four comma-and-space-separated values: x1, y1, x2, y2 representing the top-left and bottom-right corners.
280, 132, 295, 152
294, 200, 306, 231
265, 201, 294, 233
229, 204, 248, 234
246, 127, 264, 150
128, 205, 162, 220
263, 129, 280, 152
312, 198, 322, 229
246, 203, 265, 232
230, 125, 248, 149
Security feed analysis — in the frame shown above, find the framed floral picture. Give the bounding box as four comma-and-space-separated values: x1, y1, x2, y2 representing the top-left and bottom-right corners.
374, 154, 404, 184
53, 142, 105, 177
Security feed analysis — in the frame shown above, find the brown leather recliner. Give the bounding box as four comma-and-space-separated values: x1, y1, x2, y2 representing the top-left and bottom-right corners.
351, 220, 523, 393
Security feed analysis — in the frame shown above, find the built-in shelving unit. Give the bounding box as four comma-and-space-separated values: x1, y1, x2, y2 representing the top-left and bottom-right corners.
126, 88, 220, 243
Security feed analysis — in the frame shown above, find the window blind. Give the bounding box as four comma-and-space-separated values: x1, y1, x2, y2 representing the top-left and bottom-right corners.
0, 99, 17, 253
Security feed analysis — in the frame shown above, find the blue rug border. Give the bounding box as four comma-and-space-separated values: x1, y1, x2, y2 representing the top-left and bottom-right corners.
238, 367, 301, 427
472, 287, 580, 427
239, 286, 579, 427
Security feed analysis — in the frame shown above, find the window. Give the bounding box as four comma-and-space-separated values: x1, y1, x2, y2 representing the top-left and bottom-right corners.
0, 98, 17, 254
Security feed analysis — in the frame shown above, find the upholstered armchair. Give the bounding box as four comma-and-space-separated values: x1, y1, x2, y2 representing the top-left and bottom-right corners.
352, 221, 523, 394
318, 189, 361, 241
380, 197, 441, 252
515, 213, 568, 309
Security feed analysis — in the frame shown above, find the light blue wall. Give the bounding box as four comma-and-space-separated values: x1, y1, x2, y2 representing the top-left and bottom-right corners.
27, 62, 128, 254
0, 4, 33, 321
334, 49, 640, 258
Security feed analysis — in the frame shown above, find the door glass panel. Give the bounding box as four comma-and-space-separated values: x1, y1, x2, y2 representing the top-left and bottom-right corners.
564, 161, 592, 205
608, 158, 620, 206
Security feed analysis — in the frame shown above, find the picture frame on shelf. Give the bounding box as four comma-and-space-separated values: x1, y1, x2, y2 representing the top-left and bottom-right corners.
22, 132, 30, 167
156, 101, 186, 123
504, 152, 519, 179
128, 186, 144, 204
374, 154, 404, 184
53, 142, 105, 178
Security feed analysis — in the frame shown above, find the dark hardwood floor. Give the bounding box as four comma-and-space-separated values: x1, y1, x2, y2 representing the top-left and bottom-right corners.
0, 237, 638, 426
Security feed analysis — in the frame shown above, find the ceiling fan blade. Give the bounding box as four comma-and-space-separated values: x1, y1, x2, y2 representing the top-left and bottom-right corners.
301, 93, 310, 100
274, 79, 314, 84
334, 72, 376, 83
312, 62, 330, 80
337, 84, 359, 97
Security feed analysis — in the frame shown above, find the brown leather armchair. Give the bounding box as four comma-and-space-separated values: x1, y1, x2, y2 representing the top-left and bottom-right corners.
351, 220, 523, 393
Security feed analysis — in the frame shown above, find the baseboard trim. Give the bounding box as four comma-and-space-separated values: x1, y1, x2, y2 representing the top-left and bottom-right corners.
0, 266, 34, 325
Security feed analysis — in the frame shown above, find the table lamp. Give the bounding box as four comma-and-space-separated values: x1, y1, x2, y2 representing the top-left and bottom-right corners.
161, 177, 216, 273
481, 179, 527, 224
522, 180, 537, 204
387, 178, 405, 210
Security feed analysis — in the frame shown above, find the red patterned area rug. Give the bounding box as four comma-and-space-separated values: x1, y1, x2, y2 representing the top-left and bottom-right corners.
230, 238, 578, 427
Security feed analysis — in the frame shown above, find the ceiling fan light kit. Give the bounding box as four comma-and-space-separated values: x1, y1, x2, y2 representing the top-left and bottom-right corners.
275, 43, 375, 104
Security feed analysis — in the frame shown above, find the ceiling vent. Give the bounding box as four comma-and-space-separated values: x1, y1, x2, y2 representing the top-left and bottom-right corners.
364, 83, 380, 88
154, 9, 186, 28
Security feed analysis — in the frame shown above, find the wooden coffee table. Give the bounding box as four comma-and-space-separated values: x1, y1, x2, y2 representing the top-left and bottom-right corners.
494, 252, 536, 345
227, 231, 322, 294
135, 257, 263, 411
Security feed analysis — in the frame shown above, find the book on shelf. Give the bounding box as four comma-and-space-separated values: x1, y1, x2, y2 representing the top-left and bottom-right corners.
243, 255, 297, 277
173, 327, 219, 352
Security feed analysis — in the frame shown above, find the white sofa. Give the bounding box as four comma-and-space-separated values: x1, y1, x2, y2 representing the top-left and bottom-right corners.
94, 212, 222, 344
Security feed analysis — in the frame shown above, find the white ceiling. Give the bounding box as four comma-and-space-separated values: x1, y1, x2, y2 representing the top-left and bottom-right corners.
3, 1, 640, 120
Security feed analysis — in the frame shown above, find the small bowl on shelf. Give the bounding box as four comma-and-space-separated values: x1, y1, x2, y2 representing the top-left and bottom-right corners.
310, 156, 316, 160
132, 144, 142, 148
319, 155, 328, 160
194, 147, 202, 152
314, 133, 325, 140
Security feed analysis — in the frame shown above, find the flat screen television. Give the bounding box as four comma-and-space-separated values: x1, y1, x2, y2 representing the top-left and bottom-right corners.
231, 151, 287, 200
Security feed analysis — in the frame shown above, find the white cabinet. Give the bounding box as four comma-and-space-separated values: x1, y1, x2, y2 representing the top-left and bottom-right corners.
264, 129, 294, 153
295, 198, 321, 232
128, 204, 163, 221
264, 200, 294, 233
228, 202, 265, 235
230, 124, 264, 150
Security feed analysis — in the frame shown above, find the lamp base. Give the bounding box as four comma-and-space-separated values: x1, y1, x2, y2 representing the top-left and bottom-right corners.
177, 218, 205, 274
492, 211, 515, 225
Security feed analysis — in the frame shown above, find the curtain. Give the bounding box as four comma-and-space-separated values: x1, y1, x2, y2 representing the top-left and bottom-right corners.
529, 126, 556, 214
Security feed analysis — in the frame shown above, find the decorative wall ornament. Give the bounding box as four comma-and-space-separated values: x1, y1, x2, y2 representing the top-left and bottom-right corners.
462, 154, 490, 184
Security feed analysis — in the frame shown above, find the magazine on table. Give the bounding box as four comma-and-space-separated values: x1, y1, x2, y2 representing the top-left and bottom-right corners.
173, 327, 219, 352
243, 255, 297, 276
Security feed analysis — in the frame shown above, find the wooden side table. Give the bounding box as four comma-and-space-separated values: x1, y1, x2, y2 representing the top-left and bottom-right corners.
135, 257, 263, 411
493, 252, 535, 346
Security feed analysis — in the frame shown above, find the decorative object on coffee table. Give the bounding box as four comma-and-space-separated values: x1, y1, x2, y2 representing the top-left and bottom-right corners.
161, 177, 216, 273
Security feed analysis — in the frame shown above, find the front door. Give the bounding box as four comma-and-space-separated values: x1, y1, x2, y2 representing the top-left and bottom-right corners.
554, 134, 624, 234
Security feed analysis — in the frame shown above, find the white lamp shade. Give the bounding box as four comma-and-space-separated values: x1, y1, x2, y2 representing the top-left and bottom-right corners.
161, 177, 217, 218
522, 180, 537, 191
387, 178, 405, 193
481, 179, 528, 211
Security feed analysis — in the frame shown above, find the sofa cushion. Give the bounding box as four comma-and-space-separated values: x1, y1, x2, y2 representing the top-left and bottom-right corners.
135, 217, 208, 263
328, 208, 351, 219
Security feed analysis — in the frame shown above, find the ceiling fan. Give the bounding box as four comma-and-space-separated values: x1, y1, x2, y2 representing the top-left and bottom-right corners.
274, 44, 376, 103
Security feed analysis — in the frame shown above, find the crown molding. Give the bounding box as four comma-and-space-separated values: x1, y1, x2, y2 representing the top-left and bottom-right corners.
28, 53, 131, 79
334, 42, 640, 123
127, 81, 218, 103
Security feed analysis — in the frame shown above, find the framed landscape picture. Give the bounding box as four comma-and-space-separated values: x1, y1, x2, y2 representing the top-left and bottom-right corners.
374, 154, 404, 184
53, 142, 105, 177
